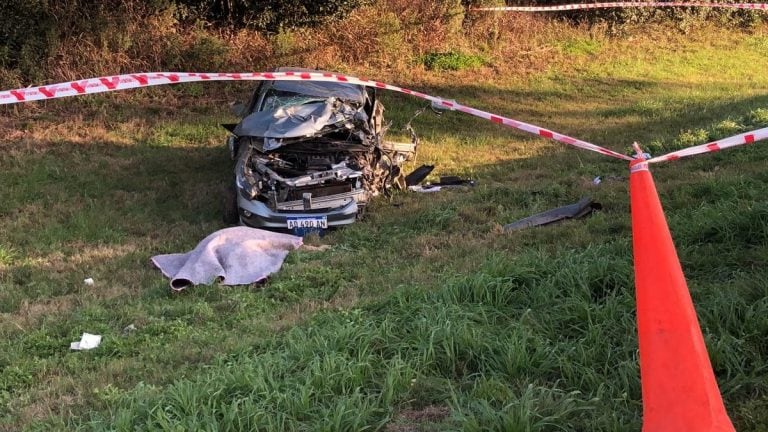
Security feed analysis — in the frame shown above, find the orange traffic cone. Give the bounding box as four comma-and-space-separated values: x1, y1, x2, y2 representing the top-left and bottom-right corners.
630, 159, 735, 432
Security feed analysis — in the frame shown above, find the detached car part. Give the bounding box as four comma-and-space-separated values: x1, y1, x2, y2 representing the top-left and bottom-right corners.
503, 197, 602, 231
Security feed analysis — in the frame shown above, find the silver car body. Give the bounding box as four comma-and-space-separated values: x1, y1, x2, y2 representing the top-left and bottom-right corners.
227, 68, 416, 230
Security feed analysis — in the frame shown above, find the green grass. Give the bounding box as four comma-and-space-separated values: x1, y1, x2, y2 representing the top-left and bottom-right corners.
557, 37, 603, 56
2, 26, 768, 431
421, 51, 488, 71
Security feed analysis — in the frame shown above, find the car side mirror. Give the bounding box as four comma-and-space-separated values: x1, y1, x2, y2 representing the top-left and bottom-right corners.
227, 135, 239, 160
230, 101, 248, 117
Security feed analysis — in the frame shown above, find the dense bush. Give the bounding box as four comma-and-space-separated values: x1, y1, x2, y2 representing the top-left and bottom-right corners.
176, 0, 374, 31
0, 0, 57, 81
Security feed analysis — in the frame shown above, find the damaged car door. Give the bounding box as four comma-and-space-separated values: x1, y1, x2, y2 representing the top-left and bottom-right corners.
223, 68, 417, 233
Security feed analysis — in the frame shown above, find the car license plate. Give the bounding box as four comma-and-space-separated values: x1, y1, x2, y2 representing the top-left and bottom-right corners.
287, 217, 328, 230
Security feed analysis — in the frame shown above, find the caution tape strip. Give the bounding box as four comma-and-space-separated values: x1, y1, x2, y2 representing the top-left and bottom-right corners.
471, 2, 768, 12
3, 72, 767, 164
0, 71, 634, 161
647, 126, 768, 163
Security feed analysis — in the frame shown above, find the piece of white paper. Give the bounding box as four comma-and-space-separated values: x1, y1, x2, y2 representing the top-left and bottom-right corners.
70, 333, 102, 350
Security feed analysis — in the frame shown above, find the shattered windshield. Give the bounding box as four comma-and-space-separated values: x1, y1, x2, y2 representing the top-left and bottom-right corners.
262, 89, 326, 111
271, 78, 368, 104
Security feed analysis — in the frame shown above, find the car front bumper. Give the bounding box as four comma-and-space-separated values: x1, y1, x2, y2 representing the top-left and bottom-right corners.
237, 195, 359, 229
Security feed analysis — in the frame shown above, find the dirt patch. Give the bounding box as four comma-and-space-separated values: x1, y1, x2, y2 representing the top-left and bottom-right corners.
270, 286, 359, 332
386, 405, 451, 432
11, 378, 81, 429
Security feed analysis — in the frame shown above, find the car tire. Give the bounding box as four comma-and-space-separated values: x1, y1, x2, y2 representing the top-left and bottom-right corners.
223, 183, 239, 225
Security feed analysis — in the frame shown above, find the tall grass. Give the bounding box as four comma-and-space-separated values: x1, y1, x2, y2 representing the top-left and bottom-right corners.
61, 233, 767, 430
69, 248, 639, 431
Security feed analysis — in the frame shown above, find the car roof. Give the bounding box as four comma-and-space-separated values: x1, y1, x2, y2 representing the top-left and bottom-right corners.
271, 67, 368, 104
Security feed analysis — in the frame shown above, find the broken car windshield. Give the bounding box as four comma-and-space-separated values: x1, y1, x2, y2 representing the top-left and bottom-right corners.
262, 90, 326, 111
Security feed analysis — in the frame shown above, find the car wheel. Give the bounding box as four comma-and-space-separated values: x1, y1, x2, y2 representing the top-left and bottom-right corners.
223, 183, 239, 225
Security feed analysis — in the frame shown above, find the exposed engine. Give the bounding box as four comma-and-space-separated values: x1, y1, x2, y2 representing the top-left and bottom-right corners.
237, 136, 411, 212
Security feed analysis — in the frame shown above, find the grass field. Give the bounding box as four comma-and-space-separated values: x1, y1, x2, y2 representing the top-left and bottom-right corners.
2, 24, 768, 431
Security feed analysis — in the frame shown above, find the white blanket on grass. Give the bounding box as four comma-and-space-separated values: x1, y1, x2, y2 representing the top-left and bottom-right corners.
151, 227, 303, 291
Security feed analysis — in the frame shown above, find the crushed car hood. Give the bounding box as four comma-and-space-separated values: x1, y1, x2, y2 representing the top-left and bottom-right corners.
233, 98, 369, 148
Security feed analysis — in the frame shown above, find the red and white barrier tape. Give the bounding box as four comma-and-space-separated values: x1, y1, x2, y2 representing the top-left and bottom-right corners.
647, 126, 768, 162
0, 71, 633, 161
472, 2, 768, 12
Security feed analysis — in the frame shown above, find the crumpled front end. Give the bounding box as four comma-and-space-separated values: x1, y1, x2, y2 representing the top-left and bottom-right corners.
236, 146, 370, 214
230, 79, 417, 230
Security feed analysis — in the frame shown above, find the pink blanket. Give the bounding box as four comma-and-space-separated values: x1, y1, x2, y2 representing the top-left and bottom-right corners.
151, 227, 303, 291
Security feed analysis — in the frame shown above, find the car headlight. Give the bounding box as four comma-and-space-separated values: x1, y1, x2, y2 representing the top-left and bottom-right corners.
236, 159, 259, 199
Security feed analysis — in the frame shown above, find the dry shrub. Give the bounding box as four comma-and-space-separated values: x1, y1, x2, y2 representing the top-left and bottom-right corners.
5, 0, 760, 87
7, 0, 558, 90
225, 30, 274, 70
44, 2, 179, 80
270, 0, 474, 74
0, 68, 23, 88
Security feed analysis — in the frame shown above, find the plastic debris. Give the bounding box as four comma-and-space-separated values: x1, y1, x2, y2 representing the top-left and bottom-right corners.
408, 185, 442, 193
433, 176, 475, 187
593, 176, 602, 185
83, 277, 94, 286
504, 197, 602, 231
405, 164, 435, 186
70, 333, 102, 350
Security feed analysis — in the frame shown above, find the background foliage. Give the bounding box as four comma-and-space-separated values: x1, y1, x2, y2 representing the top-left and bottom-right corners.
0, 0, 763, 87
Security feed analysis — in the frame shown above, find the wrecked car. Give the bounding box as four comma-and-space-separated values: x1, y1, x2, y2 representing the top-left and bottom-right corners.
223, 68, 417, 232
